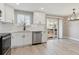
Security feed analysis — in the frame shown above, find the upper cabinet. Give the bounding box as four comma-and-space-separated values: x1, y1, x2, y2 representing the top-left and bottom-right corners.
0, 4, 5, 21
0, 4, 14, 23
33, 11, 46, 24
5, 4, 14, 23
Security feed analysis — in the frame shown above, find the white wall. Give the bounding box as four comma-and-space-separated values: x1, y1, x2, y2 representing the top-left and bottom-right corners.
63, 19, 79, 41
68, 21, 79, 41
58, 19, 63, 38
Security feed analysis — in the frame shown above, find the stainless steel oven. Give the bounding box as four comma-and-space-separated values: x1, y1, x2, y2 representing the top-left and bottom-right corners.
0, 33, 11, 55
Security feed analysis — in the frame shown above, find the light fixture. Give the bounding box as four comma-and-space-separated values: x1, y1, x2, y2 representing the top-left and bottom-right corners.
39, 7, 46, 12
68, 8, 79, 21
68, 8, 77, 21
16, 3, 20, 5
40, 8, 45, 10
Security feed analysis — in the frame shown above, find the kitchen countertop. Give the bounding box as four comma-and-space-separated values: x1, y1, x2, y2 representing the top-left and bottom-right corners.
0, 33, 10, 37
0, 29, 47, 33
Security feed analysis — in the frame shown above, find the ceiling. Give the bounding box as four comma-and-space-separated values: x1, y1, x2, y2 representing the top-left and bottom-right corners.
7, 3, 79, 16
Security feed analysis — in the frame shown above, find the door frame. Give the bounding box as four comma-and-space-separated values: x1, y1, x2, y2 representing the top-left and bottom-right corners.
46, 17, 63, 39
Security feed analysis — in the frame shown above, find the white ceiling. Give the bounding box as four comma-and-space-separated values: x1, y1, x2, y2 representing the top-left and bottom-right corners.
7, 3, 79, 16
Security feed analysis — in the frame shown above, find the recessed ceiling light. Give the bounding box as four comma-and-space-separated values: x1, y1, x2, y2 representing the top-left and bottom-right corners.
40, 8, 45, 10
16, 3, 20, 5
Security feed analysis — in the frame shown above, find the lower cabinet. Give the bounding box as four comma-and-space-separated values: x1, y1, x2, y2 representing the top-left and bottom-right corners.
11, 31, 32, 48
24, 32, 32, 45
11, 31, 47, 48
42, 31, 48, 43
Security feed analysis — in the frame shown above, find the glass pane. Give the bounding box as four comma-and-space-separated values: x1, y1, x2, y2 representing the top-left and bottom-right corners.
17, 14, 24, 25
17, 14, 31, 26
24, 15, 31, 25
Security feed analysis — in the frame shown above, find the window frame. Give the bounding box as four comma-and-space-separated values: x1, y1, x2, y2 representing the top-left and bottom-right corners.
15, 10, 33, 26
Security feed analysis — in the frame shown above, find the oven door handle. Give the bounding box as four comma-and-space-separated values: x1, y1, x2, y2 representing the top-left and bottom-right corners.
2, 36, 11, 40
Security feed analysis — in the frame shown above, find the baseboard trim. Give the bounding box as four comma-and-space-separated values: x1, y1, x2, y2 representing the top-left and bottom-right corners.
11, 44, 32, 49
69, 37, 79, 41
63, 36, 79, 41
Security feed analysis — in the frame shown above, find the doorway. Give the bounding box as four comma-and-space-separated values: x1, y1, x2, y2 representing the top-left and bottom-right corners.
47, 18, 58, 39
47, 17, 63, 40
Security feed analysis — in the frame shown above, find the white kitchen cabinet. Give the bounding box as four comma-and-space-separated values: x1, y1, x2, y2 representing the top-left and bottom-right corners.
42, 31, 48, 43
33, 11, 46, 24
11, 32, 24, 48
11, 31, 32, 48
0, 4, 14, 23
0, 4, 5, 21
11, 31, 47, 48
24, 31, 32, 45
5, 4, 14, 23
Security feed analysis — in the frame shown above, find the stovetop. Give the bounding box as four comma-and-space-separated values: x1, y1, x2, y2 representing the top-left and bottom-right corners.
0, 33, 10, 37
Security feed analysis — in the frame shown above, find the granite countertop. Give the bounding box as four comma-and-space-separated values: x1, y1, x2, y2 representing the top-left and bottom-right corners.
0, 29, 46, 33
0, 33, 10, 37
12, 30, 44, 33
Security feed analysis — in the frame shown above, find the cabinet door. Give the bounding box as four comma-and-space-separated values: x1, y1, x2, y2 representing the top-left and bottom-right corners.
42, 31, 47, 43
5, 5, 14, 23
24, 32, 32, 45
33, 12, 46, 24
11, 33, 24, 48
11, 32, 32, 48
0, 4, 5, 21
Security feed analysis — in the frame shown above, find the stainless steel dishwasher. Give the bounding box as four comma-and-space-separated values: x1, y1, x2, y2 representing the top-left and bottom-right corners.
32, 31, 42, 45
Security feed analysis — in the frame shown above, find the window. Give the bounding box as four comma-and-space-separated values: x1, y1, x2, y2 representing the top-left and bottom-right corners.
16, 10, 33, 26
24, 15, 31, 25
17, 14, 24, 25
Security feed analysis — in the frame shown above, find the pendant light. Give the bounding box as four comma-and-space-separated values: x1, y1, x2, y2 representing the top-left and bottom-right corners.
68, 8, 78, 21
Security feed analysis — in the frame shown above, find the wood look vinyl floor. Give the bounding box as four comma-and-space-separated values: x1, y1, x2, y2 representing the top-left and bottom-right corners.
11, 39, 79, 55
